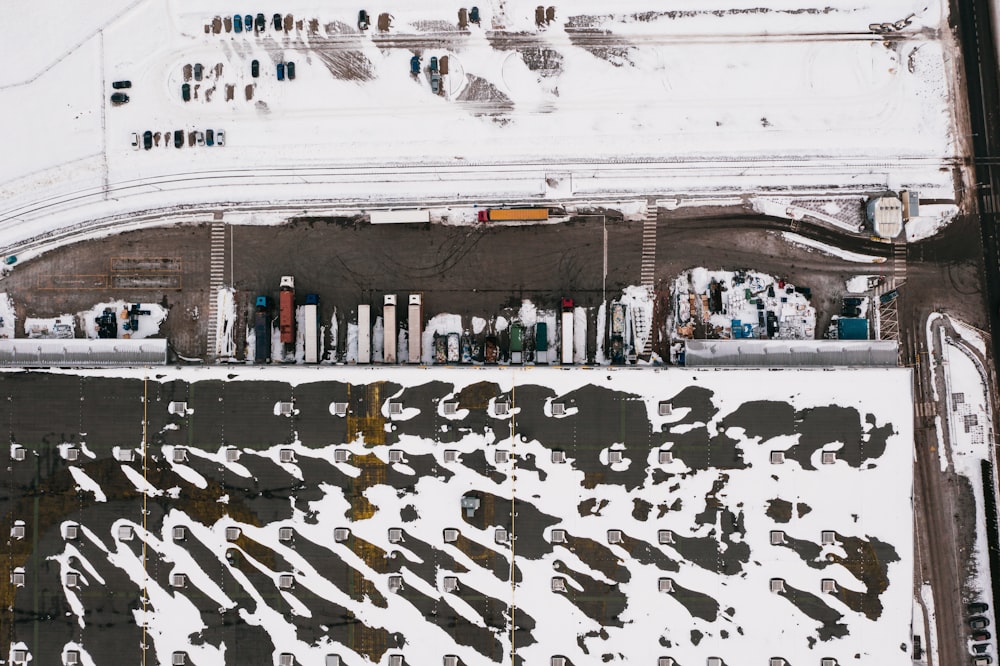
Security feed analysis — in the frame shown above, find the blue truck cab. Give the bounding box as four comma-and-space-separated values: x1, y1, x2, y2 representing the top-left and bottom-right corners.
305, 293, 319, 306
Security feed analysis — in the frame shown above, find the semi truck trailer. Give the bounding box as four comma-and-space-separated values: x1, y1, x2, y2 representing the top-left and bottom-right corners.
408, 294, 423, 364
383, 295, 397, 364
561, 298, 574, 365
477, 208, 549, 222
369, 210, 431, 224
357, 304, 371, 364
254, 296, 271, 364
303, 293, 319, 363
279, 276, 295, 346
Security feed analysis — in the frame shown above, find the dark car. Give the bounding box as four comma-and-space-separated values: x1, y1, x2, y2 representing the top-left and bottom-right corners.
233, 14, 242, 32
193, 63, 203, 81
286, 62, 295, 79
245, 14, 252, 31
112, 80, 131, 89
276, 63, 285, 81
358, 10, 369, 30
206, 129, 214, 146
181, 83, 191, 102
273, 13, 282, 30
974, 644, 990, 654
110, 92, 129, 104
143, 130, 152, 150
970, 602, 990, 614
173, 130, 183, 148
410, 55, 420, 75
971, 616, 991, 630
974, 631, 991, 641
430, 70, 441, 94
251, 59, 259, 77
255, 13, 265, 31
430, 56, 438, 72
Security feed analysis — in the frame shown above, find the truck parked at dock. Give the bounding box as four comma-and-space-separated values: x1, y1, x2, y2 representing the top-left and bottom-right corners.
254, 296, 271, 364
384, 295, 397, 363
408, 294, 423, 364
279, 276, 295, 347
477, 208, 549, 222
561, 298, 574, 364
303, 294, 320, 363
357, 304, 371, 364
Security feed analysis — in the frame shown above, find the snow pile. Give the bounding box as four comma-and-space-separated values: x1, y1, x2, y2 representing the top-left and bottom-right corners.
845, 276, 877, 294
781, 233, 886, 263
215, 288, 236, 359
421, 313, 463, 364
0, 293, 15, 339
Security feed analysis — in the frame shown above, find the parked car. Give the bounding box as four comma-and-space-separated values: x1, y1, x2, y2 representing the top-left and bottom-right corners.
973, 656, 993, 666
206, 129, 214, 146
233, 14, 242, 32
410, 55, 420, 75
430, 56, 438, 72
358, 10, 369, 30
276, 63, 285, 81
245, 14, 253, 31
973, 631, 991, 641
251, 59, 259, 77
216, 130, 225, 146
143, 130, 153, 150
286, 62, 295, 79
194, 63, 203, 81
970, 602, 990, 614
273, 13, 282, 30
255, 13, 265, 31
110, 92, 129, 105
112, 80, 131, 89
974, 644, 990, 654
971, 617, 991, 630
430, 70, 441, 94
173, 130, 183, 148
130, 133, 139, 150
181, 83, 191, 101
195, 131, 205, 146
470, 6, 480, 23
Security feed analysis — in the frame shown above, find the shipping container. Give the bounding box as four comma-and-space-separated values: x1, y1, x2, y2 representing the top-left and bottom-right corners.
477, 208, 549, 222
369, 210, 431, 224
408, 294, 423, 364
510, 323, 523, 364
357, 304, 371, 364
279, 276, 295, 345
560, 298, 574, 365
304, 294, 320, 363
383, 295, 397, 364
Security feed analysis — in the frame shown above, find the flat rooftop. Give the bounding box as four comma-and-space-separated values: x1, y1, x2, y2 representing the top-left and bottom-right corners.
1, 366, 913, 665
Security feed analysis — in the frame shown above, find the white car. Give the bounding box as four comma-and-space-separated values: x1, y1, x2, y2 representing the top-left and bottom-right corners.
216, 130, 225, 146
130, 132, 139, 150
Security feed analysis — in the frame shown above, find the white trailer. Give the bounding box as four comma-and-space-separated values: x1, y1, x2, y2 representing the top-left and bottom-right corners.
357, 304, 371, 364
304, 295, 320, 364
383, 295, 397, 364
561, 298, 574, 365
408, 294, 423, 364
370, 210, 431, 224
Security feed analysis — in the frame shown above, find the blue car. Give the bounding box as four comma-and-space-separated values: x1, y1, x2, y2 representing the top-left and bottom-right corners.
410, 55, 420, 75
233, 14, 242, 33
245, 15, 253, 32
430, 56, 438, 72
276, 63, 285, 80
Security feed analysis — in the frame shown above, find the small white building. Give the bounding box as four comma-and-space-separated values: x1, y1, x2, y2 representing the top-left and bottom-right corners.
866, 194, 903, 238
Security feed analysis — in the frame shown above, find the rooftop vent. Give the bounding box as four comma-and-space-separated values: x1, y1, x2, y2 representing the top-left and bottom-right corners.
278, 527, 294, 542
821, 451, 837, 465
551, 450, 566, 463
117, 525, 134, 541
658, 529, 675, 545
173, 447, 188, 463
279, 448, 295, 463
168, 401, 187, 415
770, 530, 786, 545
443, 450, 458, 463
551, 577, 567, 592
658, 577, 675, 593
11, 446, 25, 461
443, 576, 459, 593
820, 660, 838, 666
494, 401, 509, 416
389, 656, 404, 666
11, 522, 25, 539
388, 449, 403, 463
171, 573, 187, 588
225, 448, 240, 462
608, 450, 623, 464
388, 401, 403, 415
707, 659, 723, 666
658, 402, 673, 416
388, 575, 403, 593
494, 450, 509, 464
551, 657, 567, 666
278, 574, 295, 590
64, 447, 79, 462
551, 402, 566, 416
278, 654, 294, 666
333, 449, 350, 463
388, 528, 403, 543
658, 449, 673, 464
65, 572, 79, 587
334, 528, 351, 542
11, 569, 25, 586
770, 451, 785, 464
277, 401, 294, 416
770, 578, 786, 593
550, 529, 567, 544
116, 449, 134, 462
821, 578, 838, 593
225, 526, 241, 541
443, 657, 459, 666
658, 659, 674, 666
171, 653, 187, 666
172, 526, 186, 541
494, 528, 508, 544
333, 402, 349, 417
821, 530, 836, 545
460, 495, 480, 517
12, 650, 27, 664
607, 530, 624, 544
65, 524, 79, 540
326, 656, 341, 666
65, 650, 80, 665
443, 402, 458, 415
443, 528, 459, 543
770, 659, 787, 666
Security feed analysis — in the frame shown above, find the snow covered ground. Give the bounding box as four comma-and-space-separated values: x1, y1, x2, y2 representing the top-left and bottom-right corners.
11, 364, 914, 666
0, 0, 961, 251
